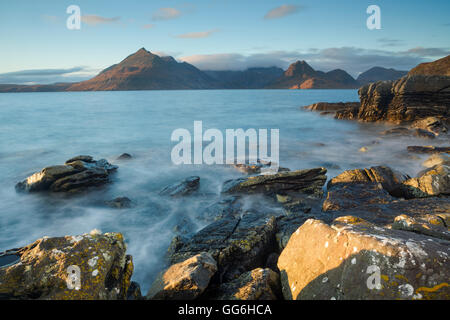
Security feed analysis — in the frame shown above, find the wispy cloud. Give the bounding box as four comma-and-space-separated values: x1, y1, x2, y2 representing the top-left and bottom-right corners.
176, 29, 218, 39
401, 46, 450, 57
142, 24, 155, 29
81, 15, 120, 26
152, 8, 181, 21
264, 4, 302, 20
0, 67, 98, 85
377, 38, 404, 47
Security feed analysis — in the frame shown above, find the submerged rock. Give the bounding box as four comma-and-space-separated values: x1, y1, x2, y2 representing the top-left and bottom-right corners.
147, 252, 217, 300
422, 153, 450, 168
159, 176, 200, 197
105, 197, 132, 209
0, 232, 133, 300
278, 216, 450, 300
222, 168, 327, 197
15, 156, 118, 193
117, 153, 132, 160
210, 268, 280, 300
232, 160, 290, 175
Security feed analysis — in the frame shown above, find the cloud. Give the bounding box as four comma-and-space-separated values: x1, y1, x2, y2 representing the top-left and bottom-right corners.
377, 38, 404, 47
175, 29, 218, 39
42, 15, 61, 24
152, 8, 181, 21
401, 46, 450, 57
81, 15, 120, 26
181, 46, 450, 77
0, 67, 98, 85
264, 4, 301, 20
143, 24, 155, 29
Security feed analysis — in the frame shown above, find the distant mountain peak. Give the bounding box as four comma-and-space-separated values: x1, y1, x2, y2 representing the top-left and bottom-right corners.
285, 60, 316, 77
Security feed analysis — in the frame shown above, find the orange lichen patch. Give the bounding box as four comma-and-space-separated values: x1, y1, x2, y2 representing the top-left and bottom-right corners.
334, 216, 368, 225
381, 275, 389, 282
416, 283, 449, 293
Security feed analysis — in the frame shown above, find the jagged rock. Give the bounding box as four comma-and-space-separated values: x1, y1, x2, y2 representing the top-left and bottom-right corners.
168, 212, 277, 283
278, 216, 450, 300
222, 168, 327, 197
159, 176, 200, 197
323, 182, 394, 212
422, 154, 450, 168
358, 75, 450, 123
414, 129, 436, 139
327, 166, 409, 195
210, 268, 281, 300
147, 252, 217, 300
0, 232, 133, 300
411, 117, 448, 136
15, 156, 118, 193
275, 215, 310, 251
381, 127, 412, 136
407, 146, 450, 154
400, 164, 450, 198
392, 214, 450, 241
197, 196, 241, 223
105, 197, 132, 209
335, 107, 360, 120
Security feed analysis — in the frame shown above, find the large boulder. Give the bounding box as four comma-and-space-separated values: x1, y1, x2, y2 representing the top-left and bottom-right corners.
278, 216, 450, 300
147, 252, 217, 300
0, 232, 133, 300
357, 75, 450, 123
168, 212, 277, 282
222, 168, 327, 197
159, 176, 200, 197
15, 156, 118, 193
210, 268, 281, 300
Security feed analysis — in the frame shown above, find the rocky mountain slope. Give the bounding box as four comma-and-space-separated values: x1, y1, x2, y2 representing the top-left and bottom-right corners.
357, 67, 407, 85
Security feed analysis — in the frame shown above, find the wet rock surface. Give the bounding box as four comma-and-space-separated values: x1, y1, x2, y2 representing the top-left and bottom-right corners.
0, 232, 133, 300
222, 168, 327, 197
159, 176, 200, 197
15, 156, 118, 193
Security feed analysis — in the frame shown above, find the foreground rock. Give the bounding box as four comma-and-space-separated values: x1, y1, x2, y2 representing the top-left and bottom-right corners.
168, 212, 277, 282
222, 168, 327, 197
0, 232, 133, 300
278, 216, 450, 300
147, 252, 217, 300
232, 160, 290, 175
105, 197, 132, 209
159, 176, 200, 197
422, 153, 450, 168
210, 268, 281, 300
411, 117, 448, 136
15, 155, 118, 193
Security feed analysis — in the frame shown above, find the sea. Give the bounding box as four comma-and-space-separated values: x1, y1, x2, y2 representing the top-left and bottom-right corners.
0, 89, 436, 292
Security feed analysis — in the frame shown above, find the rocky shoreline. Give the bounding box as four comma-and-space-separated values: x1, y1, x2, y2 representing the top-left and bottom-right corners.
1, 58, 449, 301
0, 146, 448, 300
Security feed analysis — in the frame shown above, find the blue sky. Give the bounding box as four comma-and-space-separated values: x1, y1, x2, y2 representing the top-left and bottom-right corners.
0, 0, 449, 84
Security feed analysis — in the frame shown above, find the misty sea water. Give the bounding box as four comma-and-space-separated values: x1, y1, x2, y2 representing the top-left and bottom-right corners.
0, 89, 435, 292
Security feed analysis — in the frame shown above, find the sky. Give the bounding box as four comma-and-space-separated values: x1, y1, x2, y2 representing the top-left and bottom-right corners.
0, 0, 449, 84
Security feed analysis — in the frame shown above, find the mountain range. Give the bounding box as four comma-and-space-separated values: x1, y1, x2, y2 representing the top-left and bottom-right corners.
0, 48, 411, 92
